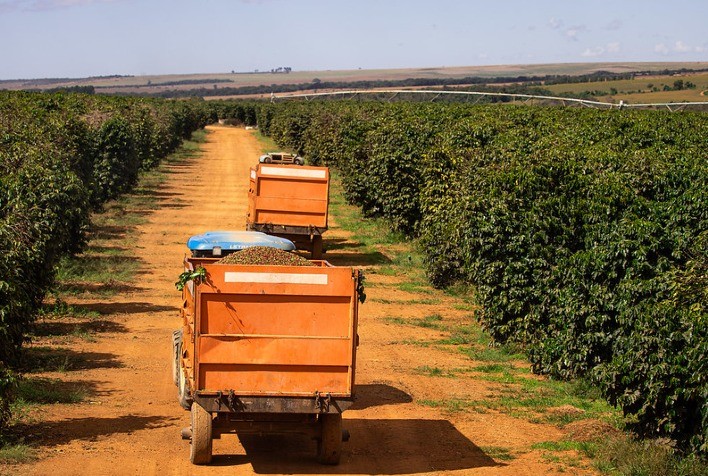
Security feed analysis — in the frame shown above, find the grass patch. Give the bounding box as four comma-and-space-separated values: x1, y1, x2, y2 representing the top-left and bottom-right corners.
415, 314, 444, 329
437, 325, 479, 345
55, 255, 140, 286
461, 344, 527, 363
532, 440, 595, 453
15, 377, 87, 405
370, 297, 440, 305
38, 299, 100, 320
414, 365, 465, 378
402, 339, 432, 348
0, 443, 37, 465
474, 377, 616, 426
19, 347, 74, 373
384, 314, 446, 330
253, 130, 279, 153
397, 282, 435, 294
480, 445, 516, 461
452, 302, 476, 311
418, 398, 477, 413
168, 130, 208, 163
592, 437, 708, 476
474, 363, 518, 374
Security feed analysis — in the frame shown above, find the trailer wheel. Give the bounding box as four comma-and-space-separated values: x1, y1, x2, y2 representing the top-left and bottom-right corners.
190, 404, 213, 465
178, 363, 193, 411
171, 330, 182, 387
317, 413, 342, 465
311, 235, 323, 260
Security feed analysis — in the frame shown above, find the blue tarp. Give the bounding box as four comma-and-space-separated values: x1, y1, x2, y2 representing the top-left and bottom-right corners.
187, 231, 295, 254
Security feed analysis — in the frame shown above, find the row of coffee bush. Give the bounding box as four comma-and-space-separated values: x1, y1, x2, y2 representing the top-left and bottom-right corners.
246, 101, 707, 452
0, 91, 214, 430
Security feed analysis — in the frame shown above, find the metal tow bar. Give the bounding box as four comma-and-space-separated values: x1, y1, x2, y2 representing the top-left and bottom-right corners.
314, 391, 331, 413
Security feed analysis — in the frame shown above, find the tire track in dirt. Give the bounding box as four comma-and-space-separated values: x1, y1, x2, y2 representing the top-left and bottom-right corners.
16, 126, 592, 475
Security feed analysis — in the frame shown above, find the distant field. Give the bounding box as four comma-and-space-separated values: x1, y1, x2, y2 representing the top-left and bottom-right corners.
545, 72, 708, 103
2, 62, 707, 97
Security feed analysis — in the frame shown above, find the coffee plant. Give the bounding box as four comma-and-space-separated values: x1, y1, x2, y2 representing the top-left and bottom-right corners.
0, 91, 213, 433
249, 100, 708, 453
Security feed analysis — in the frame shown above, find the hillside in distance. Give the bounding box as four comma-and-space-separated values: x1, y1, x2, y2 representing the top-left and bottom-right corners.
2, 62, 707, 97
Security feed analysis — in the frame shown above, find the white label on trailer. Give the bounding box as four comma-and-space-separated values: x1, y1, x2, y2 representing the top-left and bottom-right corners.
224, 272, 329, 285
260, 167, 327, 179
250, 170, 256, 180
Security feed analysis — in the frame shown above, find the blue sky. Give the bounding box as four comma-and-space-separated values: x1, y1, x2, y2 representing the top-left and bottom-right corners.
0, 0, 706, 79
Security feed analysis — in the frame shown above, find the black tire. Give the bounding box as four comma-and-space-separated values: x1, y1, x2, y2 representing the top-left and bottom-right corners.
264, 156, 272, 164
172, 330, 182, 387
294, 157, 304, 165
178, 361, 193, 411
190, 403, 213, 465
311, 235, 323, 260
317, 413, 342, 465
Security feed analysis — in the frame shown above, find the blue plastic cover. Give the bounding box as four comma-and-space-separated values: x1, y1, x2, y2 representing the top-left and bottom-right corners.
187, 231, 296, 253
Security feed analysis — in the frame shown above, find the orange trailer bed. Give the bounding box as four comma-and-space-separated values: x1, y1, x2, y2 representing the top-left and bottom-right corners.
179, 256, 359, 411
246, 164, 330, 258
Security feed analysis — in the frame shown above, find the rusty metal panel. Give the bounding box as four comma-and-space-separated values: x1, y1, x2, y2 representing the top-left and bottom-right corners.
247, 164, 329, 230
200, 294, 351, 337
198, 364, 351, 396
198, 337, 352, 366
184, 258, 358, 399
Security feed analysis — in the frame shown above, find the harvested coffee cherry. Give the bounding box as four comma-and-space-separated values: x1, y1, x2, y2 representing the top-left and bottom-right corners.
216, 246, 315, 266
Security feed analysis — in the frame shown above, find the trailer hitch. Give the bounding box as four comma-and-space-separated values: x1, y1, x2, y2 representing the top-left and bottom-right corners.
314, 391, 331, 413
214, 391, 222, 410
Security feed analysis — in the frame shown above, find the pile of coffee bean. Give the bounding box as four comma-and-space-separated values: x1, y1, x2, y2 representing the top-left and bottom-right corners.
216, 246, 315, 266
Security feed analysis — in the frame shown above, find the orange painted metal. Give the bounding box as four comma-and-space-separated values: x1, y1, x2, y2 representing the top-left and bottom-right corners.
180, 257, 359, 398
247, 164, 330, 230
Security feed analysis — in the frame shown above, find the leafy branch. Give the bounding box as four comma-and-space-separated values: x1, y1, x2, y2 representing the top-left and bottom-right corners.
175, 266, 206, 291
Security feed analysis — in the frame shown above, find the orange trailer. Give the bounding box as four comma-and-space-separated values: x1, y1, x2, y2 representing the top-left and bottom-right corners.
246, 164, 330, 259
174, 256, 360, 465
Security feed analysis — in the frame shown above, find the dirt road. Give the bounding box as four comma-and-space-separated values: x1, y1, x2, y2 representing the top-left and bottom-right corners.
15, 126, 592, 475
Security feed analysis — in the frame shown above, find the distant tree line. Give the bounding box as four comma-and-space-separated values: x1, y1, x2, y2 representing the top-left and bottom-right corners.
105, 68, 708, 99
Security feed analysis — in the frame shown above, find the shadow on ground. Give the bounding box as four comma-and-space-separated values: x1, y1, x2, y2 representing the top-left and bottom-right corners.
349, 383, 413, 410
20, 347, 122, 373
212, 418, 501, 474
55, 281, 143, 296
80, 302, 178, 315
89, 225, 131, 241
31, 319, 129, 337
323, 239, 392, 267
12, 415, 176, 448
16, 377, 106, 405
323, 251, 392, 267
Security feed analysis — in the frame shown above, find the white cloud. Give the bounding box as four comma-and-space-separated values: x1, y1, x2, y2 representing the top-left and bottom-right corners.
547, 17, 588, 41
548, 17, 563, 29
654, 43, 669, 55
581, 42, 621, 58
581, 47, 604, 57
565, 28, 580, 40
674, 41, 691, 52
656, 40, 706, 56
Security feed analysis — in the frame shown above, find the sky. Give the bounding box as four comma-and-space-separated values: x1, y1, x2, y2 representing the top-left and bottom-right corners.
0, 0, 706, 80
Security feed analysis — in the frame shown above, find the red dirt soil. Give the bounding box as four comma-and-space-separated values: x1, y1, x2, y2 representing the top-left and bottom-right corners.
12, 126, 596, 475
